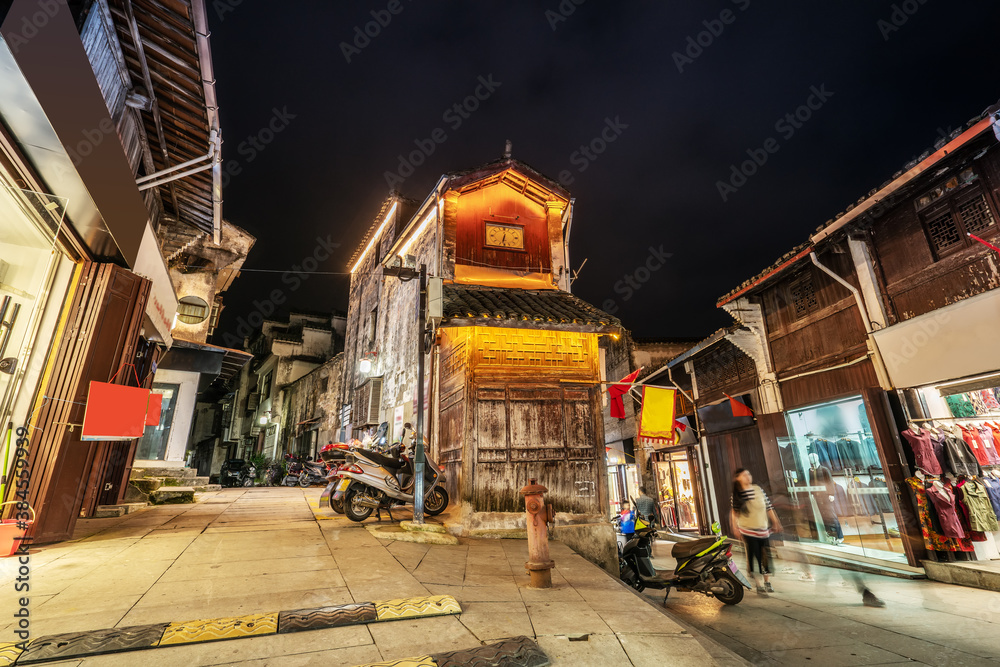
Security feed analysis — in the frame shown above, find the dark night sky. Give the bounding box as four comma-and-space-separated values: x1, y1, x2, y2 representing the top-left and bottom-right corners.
209, 1, 1000, 344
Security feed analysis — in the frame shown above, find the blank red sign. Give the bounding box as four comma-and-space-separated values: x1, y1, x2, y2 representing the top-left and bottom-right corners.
81, 381, 150, 441
145, 393, 163, 426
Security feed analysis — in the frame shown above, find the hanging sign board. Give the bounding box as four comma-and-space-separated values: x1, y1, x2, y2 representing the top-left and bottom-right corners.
81, 382, 151, 440
145, 392, 163, 426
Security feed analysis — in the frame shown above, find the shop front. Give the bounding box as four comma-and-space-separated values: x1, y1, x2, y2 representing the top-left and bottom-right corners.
873, 288, 1000, 566
650, 445, 703, 533
606, 439, 638, 519
776, 395, 906, 565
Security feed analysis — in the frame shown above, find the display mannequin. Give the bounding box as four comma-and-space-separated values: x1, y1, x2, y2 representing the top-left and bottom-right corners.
808, 453, 844, 544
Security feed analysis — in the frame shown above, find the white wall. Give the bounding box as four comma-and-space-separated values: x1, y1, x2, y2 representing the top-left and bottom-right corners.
135, 368, 199, 467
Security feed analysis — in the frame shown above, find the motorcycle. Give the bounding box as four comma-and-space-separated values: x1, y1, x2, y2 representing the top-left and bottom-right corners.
618, 518, 751, 606
281, 453, 304, 487
326, 430, 449, 522
220, 459, 256, 488
297, 456, 328, 487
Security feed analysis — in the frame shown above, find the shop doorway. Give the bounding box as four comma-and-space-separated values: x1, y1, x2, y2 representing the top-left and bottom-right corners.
653, 447, 703, 533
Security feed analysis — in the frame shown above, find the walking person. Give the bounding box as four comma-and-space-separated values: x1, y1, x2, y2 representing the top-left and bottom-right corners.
633, 485, 658, 529
731, 468, 782, 596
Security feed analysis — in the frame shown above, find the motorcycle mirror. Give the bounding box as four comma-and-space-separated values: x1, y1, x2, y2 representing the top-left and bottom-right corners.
711, 521, 721, 536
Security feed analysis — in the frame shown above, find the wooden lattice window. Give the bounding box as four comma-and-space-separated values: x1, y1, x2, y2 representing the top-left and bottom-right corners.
916, 169, 999, 259
789, 273, 819, 319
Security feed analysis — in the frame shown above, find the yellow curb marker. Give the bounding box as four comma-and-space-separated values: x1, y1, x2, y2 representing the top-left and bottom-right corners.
354, 656, 436, 667
155, 612, 279, 646
0, 642, 23, 667
373, 595, 462, 621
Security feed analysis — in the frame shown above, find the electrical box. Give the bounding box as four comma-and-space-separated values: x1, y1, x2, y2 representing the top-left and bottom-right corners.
426, 276, 443, 323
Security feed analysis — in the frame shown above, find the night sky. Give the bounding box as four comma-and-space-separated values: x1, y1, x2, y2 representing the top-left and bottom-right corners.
210, 1, 1000, 344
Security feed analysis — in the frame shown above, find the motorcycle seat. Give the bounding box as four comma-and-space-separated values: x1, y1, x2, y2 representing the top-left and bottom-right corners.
670, 537, 720, 560
358, 450, 406, 471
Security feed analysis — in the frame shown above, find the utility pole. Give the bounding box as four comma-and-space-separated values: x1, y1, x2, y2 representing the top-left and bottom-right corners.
413, 263, 427, 524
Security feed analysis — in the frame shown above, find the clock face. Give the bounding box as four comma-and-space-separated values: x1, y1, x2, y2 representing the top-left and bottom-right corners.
485, 223, 524, 249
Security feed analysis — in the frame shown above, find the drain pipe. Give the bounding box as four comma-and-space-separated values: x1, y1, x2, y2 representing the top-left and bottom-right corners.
809, 252, 892, 388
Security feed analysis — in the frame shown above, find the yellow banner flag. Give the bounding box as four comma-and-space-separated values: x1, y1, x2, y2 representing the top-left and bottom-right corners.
638, 386, 676, 443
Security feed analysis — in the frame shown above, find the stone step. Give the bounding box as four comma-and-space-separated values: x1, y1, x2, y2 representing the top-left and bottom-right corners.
93, 506, 126, 518
152, 476, 210, 487
150, 487, 196, 505
194, 484, 223, 492
130, 466, 200, 480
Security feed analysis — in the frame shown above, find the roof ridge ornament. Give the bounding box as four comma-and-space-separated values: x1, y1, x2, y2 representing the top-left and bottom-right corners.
503, 139, 512, 159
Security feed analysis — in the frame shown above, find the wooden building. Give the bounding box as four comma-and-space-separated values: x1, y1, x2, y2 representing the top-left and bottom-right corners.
701, 101, 1000, 569
341, 155, 620, 563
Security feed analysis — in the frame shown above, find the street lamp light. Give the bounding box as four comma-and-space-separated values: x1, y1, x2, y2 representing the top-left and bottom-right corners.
259, 416, 268, 425
359, 358, 372, 373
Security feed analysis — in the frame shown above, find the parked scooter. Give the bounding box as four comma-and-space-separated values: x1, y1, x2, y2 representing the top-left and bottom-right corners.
618, 518, 751, 606
297, 456, 328, 487
220, 459, 255, 488
325, 424, 449, 522
281, 453, 304, 487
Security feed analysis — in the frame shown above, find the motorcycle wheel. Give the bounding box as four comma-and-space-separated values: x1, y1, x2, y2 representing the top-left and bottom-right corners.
713, 572, 744, 606
329, 494, 344, 514
344, 488, 374, 522
424, 487, 449, 516
243, 477, 254, 487
298, 475, 311, 488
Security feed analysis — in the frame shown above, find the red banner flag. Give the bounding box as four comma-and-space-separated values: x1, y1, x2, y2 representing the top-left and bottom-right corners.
608, 369, 641, 419
725, 392, 754, 417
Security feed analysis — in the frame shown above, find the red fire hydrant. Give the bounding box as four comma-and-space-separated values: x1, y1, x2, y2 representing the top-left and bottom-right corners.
520, 478, 555, 588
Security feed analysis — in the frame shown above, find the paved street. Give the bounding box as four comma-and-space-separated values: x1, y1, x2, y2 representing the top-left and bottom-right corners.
649, 541, 1000, 666
0, 489, 740, 666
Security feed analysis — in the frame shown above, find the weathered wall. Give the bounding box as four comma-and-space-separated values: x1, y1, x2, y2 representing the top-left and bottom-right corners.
279, 354, 344, 456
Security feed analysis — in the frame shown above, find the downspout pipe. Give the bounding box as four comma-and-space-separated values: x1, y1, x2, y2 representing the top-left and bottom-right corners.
809, 252, 892, 388
191, 0, 223, 244
563, 198, 575, 292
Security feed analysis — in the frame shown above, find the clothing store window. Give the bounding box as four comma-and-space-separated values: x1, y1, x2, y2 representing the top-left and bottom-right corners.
653, 448, 700, 533
778, 396, 905, 564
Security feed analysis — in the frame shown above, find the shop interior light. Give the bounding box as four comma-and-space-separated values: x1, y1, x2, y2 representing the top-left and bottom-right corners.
935, 371, 1000, 389
351, 201, 398, 273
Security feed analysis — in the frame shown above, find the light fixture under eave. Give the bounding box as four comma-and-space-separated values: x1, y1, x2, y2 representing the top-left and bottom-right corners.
398, 208, 436, 257
351, 201, 399, 273
359, 358, 372, 373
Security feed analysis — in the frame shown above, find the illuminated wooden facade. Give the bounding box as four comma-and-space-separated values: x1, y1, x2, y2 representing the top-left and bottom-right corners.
342, 157, 618, 525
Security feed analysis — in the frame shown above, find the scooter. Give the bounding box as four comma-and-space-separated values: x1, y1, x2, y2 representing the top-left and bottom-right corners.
320, 465, 346, 514
619, 519, 751, 606
329, 436, 449, 522
297, 457, 328, 487
281, 453, 304, 487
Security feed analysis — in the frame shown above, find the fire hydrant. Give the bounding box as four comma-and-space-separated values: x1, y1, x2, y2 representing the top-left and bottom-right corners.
520, 478, 555, 588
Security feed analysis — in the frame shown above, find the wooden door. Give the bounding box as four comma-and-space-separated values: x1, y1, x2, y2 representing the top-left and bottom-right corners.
471, 383, 605, 515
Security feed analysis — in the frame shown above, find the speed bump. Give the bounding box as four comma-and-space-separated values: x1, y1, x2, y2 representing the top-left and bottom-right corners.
356, 657, 436, 667
373, 595, 461, 621
3, 596, 461, 665
156, 612, 278, 646
0, 643, 23, 667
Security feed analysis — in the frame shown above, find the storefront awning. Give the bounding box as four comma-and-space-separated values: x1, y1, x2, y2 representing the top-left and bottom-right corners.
873, 288, 1000, 388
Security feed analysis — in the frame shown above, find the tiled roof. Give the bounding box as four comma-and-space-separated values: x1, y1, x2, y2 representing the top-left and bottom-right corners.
717, 101, 1000, 307
442, 284, 619, 331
